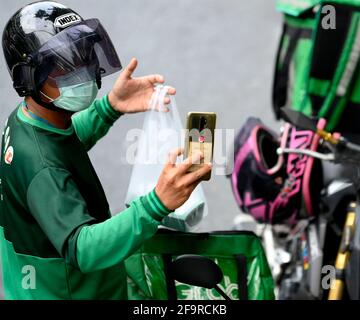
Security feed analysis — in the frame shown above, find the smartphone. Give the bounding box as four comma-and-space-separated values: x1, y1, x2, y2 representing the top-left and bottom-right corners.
184, 112, 216, 181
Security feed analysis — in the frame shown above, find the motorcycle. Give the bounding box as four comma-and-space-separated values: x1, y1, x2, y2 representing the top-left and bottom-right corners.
234, 109, 360, 300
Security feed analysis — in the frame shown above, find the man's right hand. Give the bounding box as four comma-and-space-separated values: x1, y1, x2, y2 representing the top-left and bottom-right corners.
155, 148, 212, 211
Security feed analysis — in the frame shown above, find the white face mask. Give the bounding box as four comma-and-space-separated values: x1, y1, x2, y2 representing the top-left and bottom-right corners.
41, 80, 98, 112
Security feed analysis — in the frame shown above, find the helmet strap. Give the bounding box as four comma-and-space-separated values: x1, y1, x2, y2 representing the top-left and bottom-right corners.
96, 68, 102, 89
31, 91, 62, 112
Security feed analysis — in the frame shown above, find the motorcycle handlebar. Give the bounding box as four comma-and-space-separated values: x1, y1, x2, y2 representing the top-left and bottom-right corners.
277, 148, 336, 161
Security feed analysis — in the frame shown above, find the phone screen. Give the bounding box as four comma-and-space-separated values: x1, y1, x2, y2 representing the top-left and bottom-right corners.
186, 113, 216, 180
188, 132, 213, 165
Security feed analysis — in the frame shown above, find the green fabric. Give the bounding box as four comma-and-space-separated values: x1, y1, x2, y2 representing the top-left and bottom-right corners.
0, 225, 127, 300
17, 95, 121, 149
276, 0, 360, 17
350, 71, 360, 103
326, 0, 360, 6
317, 12, 360, 113
0, 97, 169, 299
72, 95, 123, 151
284, 14, 317, 29
318, 13, 360, 129
274, 4, 316, 118
276, 0, 321, 16
125, 230, 275, 300
76, 190, 171, 274
141, 189, 172, 221
275, 0, 360, 132
17, 102, 74, 136
292, 38, 314, 115
26, 167, 96, 258
277, 35, 290, 71
308, 78, 331, 97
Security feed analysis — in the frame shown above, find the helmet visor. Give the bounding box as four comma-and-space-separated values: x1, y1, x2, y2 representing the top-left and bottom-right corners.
32, 18, 122, 87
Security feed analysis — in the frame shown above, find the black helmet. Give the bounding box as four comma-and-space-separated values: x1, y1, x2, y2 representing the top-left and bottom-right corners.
2, 1, 122, 98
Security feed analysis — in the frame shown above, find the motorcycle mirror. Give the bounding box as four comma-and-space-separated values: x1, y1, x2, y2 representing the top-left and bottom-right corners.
170, 255, 231, 300
280, 108, 317, 132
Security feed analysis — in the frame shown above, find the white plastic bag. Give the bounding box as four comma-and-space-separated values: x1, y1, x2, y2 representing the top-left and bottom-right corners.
125, 85, 207, 231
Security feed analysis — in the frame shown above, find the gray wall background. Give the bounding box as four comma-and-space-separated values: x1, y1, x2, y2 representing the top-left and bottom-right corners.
0, 0, 282, 231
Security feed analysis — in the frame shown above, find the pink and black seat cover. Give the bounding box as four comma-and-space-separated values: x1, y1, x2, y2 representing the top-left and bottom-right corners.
231, 117, 323, 224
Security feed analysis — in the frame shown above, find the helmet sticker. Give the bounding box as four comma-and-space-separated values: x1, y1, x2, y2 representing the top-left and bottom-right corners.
54, 13, 81, 29
5, 146, 14, 165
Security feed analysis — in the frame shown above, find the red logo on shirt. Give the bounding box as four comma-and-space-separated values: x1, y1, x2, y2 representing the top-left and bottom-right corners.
5, 146, 14, 165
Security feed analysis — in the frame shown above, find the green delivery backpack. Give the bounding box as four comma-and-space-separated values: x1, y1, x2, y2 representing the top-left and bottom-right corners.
125, 229, 275, 300
273, 0, 360, 133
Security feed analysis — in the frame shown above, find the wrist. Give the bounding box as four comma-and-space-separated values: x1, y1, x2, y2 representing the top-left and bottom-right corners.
154, 187, 173, 212
96, 95, 123, 124
108, 90, 125, 114
140, 189, 173, 222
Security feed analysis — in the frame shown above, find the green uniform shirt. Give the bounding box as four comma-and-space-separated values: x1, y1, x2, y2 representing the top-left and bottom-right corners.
0, 95, 171, 300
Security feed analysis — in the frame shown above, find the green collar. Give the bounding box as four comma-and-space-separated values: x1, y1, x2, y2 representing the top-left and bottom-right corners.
17, 101, 74, 136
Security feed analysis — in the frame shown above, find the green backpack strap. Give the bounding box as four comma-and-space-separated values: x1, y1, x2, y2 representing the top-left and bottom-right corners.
273, 9, 315, 119
273, 22, 305, 118
235, 255, 248, 300
163, 254, 177, 300
307, 2, 360, 131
